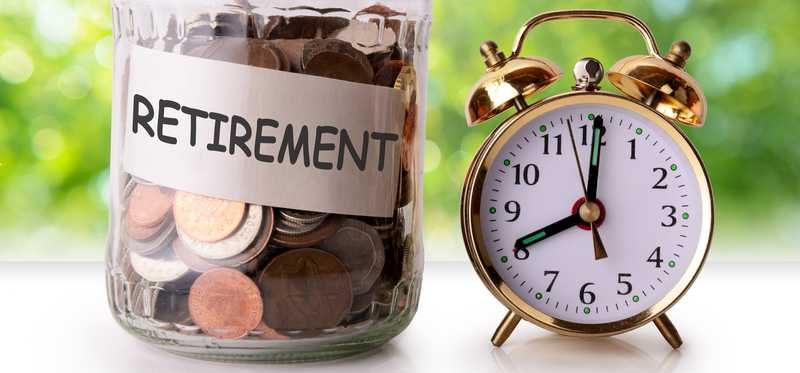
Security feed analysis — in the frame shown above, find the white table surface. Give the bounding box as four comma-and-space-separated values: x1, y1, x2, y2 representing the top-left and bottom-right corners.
0, 261, 795, 372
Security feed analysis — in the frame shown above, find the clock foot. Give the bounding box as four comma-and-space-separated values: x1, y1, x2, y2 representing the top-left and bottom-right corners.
654, 314, 683, 349
491, 311, 522, 347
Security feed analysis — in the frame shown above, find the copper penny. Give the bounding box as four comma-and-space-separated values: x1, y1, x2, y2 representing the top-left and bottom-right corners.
173, 191, 245, 243
249, 322, 289, 340
188, 268, 263, 339
127, 184, 174, 228
258, 248, 352, 331
302, 39, 373, 84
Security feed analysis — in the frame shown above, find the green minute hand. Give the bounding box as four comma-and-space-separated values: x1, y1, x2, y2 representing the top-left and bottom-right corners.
514, 213, 583, 250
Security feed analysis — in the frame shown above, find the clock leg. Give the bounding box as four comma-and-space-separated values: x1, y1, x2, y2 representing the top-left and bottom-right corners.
653, 314, 683, 349
491, 311, 522, 347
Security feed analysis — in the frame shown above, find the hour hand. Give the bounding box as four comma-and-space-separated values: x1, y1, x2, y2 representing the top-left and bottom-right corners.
514, 214, 582, 250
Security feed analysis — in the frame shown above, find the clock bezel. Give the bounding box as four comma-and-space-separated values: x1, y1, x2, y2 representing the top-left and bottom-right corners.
461, 90, 713, 336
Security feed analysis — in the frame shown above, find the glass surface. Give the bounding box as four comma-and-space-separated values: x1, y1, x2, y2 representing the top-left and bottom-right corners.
105, 0, 430, 361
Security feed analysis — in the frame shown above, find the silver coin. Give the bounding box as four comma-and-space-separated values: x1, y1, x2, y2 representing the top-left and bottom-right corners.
130, 247, 190, 283
320, 219, 385, 294
279, 209, 327, 225
125, 216, 176, 256
178, 203, 262, 260
274, 213, 324, 235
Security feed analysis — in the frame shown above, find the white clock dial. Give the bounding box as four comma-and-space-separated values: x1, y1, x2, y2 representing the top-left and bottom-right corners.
479, 102, 708, 324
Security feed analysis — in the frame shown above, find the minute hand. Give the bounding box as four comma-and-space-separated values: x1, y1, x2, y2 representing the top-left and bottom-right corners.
514, 214, 583, 250
586, 115, 605, 201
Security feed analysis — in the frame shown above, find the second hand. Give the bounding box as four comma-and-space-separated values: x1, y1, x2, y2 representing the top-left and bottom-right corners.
566, 119, 608, 260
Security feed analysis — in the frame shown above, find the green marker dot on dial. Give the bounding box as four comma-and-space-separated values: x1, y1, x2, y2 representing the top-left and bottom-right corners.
669, 260, 676, 268
503, 159, 511, 166
635, 128, 643, 135
670, 164, 678, 171
583, 306, 591, 315
500, 256, 508, 263
682, 212, 689, 220
588, 113, 595, 120
535, 292, 543, 300
539, 124, 547, 133
632, 295, 640, 302
489, 207, 496, 214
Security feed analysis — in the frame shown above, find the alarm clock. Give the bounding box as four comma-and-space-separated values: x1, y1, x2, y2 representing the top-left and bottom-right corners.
460, 9, 712, 348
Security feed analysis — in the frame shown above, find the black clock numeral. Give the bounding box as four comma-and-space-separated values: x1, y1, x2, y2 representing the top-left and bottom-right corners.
544, 270, 559, 292
661, 205, 677, 227
627, 138, 636, 159
512, 163, 540, 185
579, 124, 607, 146
514, 247, 530, 260
579, 282, 596, 304
617, 273, 632, 295
652, 167, 668, 189
504, 201, 520, 222
542, 133, 562, 155
647, 246, 663, 268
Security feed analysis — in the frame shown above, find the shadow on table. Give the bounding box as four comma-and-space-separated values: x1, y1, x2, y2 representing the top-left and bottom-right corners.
490, 335, 682, 373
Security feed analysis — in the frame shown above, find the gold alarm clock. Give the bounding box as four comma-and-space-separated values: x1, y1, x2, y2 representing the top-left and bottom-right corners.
460, 9, 712, 348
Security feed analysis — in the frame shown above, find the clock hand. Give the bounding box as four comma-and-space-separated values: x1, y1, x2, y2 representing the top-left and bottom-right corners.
514, 213, 583, 250
566, 119, 608, 260
586, 115, 605, 201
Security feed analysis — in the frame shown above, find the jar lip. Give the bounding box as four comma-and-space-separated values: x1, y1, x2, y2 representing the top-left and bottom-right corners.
113, 0, 432, 18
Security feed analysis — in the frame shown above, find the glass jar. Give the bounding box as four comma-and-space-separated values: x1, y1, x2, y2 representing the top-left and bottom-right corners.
106, 0, 430, 362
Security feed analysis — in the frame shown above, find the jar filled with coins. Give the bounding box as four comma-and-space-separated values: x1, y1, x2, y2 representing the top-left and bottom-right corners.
107, 0, 430, 362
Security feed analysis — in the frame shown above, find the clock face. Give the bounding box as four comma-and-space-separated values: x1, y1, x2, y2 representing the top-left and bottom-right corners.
475, 98, 711, 326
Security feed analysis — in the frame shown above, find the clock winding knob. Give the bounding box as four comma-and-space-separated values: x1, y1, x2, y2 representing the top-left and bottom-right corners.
664, 40, 692, 68
479, 40, 506, 68
572, 57, 604, 91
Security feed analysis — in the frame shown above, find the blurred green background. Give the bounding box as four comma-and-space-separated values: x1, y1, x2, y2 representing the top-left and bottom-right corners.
0, 0, 797, 260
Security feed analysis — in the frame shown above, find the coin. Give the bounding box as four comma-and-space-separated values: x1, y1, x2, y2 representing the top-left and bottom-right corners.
272, 215, 341, 248
249, 322, 289, 340
209, 206, 273, 267
320, 219, 385, 294
185, 37, 282, 70
189, 268, 263, 339
130, 247, 190, 282
302, 39, 373, 84
171, 237, 217, 273
271, 39, 308, 72
373, 59, 404, 87
259, 248, 352, 331
173, 191, 246, 243
178, 204, 262, 260
126, 218, 175, 256
263, 15, 348, 39
127, 184, 174, 228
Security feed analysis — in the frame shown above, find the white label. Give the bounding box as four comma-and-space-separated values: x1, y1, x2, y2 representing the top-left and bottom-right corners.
123, 46, 405, 217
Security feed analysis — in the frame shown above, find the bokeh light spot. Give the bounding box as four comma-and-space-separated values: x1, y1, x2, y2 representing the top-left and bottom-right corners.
424, 139, 441, 173
32, 128, 65, 160
58, 66, 91, 99
0, 49, 34, 84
